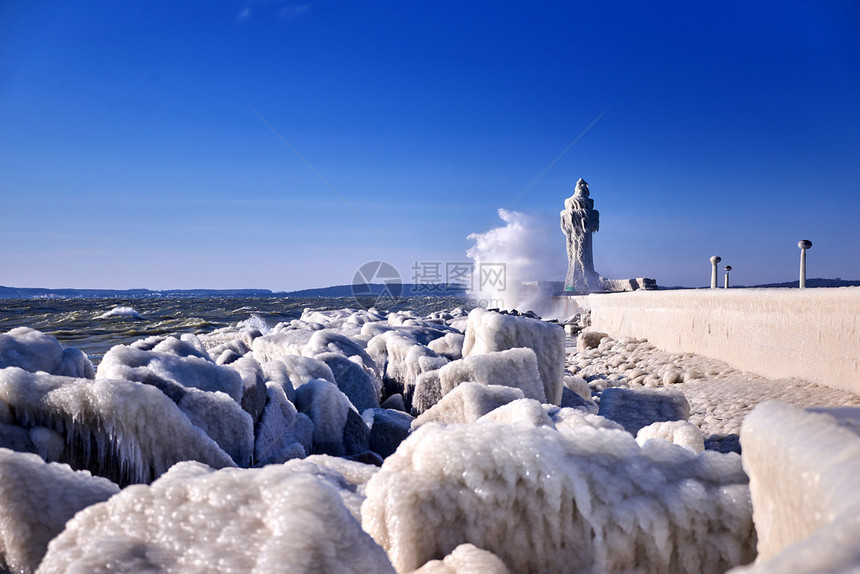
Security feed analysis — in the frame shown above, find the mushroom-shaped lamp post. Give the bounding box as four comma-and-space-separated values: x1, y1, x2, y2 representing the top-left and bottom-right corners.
710, 255, 722, 289
798, 240, 812, 288
724, 265, 732, 289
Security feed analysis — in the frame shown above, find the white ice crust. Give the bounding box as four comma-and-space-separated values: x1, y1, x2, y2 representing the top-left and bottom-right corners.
462, 308, 564, 404
730, 401, 860, 573
37, 461, 396, 574
363, 421, 755, 573
0, 448, 119, 574
0, 367, 235, 484
0, 327, 94, 378
438, 347, 546, 402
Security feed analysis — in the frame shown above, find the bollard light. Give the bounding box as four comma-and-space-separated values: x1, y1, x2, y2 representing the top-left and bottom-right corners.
710, 256, 721, 289
724, 265, 732, 289
798, 240, 812, 288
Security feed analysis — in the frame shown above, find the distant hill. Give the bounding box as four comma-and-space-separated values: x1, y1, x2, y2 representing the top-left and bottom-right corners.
0, 283, 467, 300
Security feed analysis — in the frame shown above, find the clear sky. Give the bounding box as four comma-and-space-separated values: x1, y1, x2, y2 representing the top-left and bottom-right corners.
2, 0, 858, 290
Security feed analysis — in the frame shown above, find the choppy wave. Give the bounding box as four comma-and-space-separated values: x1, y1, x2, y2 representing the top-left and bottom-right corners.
96, 306, 143, 320
0, 296, 465, 366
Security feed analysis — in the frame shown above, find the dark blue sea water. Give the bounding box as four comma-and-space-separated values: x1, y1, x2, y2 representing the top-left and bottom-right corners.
0, 296, 468, 365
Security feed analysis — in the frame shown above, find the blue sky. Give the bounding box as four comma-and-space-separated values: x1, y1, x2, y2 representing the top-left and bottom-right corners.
1, 0, 858, 290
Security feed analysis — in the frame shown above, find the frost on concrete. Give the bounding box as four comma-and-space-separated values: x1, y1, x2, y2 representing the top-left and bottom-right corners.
36, 462, 396, 574
462, 309, 564, 405
411, 383, 525, 429
568, 334, 860, 452
412, 544, 512, 574
438, 348, 545, 402
362, 422, 755, 574
0, 327, 94, 379
0, 367, 235, 484
0, 448, 119, 574
729, 402, 860, 573
636, 420, 704, 454
597, 387, 691, 435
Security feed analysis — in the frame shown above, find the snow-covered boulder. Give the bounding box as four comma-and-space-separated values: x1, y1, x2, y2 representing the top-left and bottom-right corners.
362, 422, 754, 574
0, 367, 235, 484
363, 408, 414, 459
367, 330, 447, 403
597, 387, 691, 435
0, 327, 94, 379
98, 345, 244, 401
412, 544, 512, 574
427, 333, 465, 361
438, 348, 545, 402
636, 420, 704, 454
253, 382, 314, 466
37, 462, 396, 574
412, 383, 525, 428
317, 352, 381, 411
477, 398, 556, 428
729, 402, 860, 573
294, 379, 370, 456
0, 448, 119, 574
462, 309, 564, 405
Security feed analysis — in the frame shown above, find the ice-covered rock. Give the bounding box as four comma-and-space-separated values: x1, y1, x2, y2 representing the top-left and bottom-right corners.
462, 308, 564, 405
636, 420, 705, 454
560, 386, 599, 412
0, 367, 235, 484
412, 383, 525, 428
253, 382, 313, 466
412, 544, 512, 574
597, 387, 691, 435
411, 370, 443, 415
367, 330, 448, 404
477, 398, 556, 428
364, 408, 414, 459
427, 332, 465, 360
294, 379, 370, 456
317, 352, 381, 411
543, 406, 625, 431
362, 422, 755, 574
730, 402, 860, 573
577, 330, 608, 350
438, 348, 546, 402
0, 448, 118, 574
267, 354, 335, 388
98, 345, 244, 402
303, 329, 378, 374
226, 355, 268, 423
0, 327, 94, 379
37, 462, 396, 574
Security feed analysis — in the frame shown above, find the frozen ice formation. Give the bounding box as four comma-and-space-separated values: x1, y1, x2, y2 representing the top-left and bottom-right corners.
97, 344, 244, 401
37, 461, 396, 574
412, 544, 512, 574
97, 345, 254, 466
561, 178, 601, 292
438, 347, 546, 402
362, 422, 755, 573
636, 420, 704, 454
0, 367, 235, 484
0, 448, 119, 574
463, 308, 564, 405
412, 383, 525, 428
730, 402, 860, 573
294, 379, 370, 456
367, 330, 447, 407
0, 327, 94, 378
253, 382, 314, 465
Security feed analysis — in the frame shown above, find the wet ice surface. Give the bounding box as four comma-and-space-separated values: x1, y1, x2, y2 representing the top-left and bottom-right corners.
567, 334, 860, 453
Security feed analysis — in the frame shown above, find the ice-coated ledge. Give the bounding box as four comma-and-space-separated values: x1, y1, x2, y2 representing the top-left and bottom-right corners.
561, 287, 860, 394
